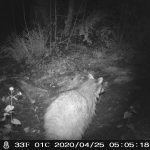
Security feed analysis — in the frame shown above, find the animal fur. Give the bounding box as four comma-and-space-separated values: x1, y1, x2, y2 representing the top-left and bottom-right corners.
44, 74, 104, 140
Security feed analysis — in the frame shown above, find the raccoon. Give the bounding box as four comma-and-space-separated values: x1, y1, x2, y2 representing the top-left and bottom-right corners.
44, 74, 104, 140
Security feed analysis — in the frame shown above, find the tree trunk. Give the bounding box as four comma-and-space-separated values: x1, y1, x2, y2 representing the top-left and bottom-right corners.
31, 0, 50, 27
63, 0, 74, 37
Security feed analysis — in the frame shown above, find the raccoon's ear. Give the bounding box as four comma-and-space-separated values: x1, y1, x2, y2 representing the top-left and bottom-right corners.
98, 77, 103, 84
88, 73, 94, 79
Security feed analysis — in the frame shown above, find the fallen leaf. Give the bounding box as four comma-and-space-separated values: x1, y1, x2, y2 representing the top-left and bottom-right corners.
11, 118, 21, 125
4, 105, 14, 113
124, 111, 133, 119
24, 127, 30, 133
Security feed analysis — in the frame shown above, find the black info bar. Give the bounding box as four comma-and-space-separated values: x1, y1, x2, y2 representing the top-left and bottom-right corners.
0, 140, 149, 150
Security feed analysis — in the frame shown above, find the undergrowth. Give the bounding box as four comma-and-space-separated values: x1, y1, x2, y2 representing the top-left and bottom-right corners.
0, 11, 136, 82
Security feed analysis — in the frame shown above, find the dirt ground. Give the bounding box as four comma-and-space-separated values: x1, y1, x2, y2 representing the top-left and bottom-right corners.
0, 61, 150, 140
84, 64, 150, 140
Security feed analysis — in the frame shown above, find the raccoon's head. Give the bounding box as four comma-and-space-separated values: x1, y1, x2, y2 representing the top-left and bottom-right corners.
88, 74, 104, 98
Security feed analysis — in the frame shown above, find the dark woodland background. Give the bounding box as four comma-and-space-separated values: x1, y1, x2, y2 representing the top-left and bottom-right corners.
0, 0, 150, 140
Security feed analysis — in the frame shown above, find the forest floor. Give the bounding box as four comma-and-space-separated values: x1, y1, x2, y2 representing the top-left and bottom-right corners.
0, 51, 150, 140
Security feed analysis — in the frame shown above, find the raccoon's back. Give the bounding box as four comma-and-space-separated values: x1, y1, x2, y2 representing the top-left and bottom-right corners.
44, 91, 92, 140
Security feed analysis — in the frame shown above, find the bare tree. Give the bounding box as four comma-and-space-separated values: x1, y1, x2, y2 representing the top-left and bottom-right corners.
63, 0, 74, 37
31, 0, 50, 27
